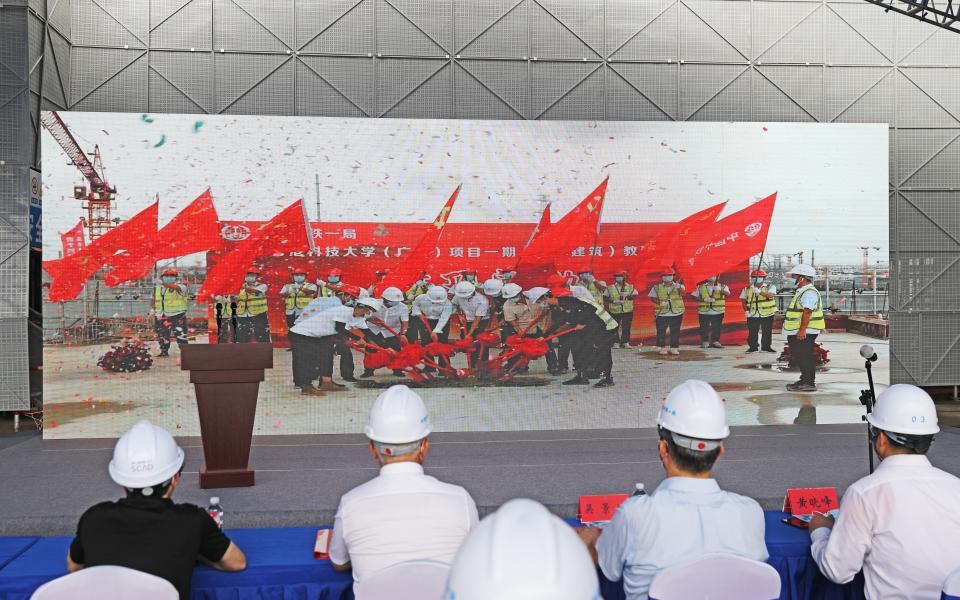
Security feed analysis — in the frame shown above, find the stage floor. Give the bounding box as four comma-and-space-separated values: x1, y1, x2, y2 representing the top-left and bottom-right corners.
3, 422, 957, 536
42, 333, 889, 439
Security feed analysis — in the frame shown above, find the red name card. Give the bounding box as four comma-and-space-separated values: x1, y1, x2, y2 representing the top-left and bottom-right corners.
314, 529, 331, 560
783, 487, 839, 516
578, 494, 629, 523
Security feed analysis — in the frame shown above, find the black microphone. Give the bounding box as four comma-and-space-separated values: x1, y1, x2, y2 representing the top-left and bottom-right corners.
859, 345, 878, 363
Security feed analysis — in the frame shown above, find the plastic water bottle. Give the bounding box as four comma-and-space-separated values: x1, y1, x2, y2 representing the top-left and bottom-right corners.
632, 483, 646, 497
207, 497, 224, 530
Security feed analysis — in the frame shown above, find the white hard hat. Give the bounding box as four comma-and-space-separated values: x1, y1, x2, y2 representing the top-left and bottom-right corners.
570, 285, 593, 302
108, 420, 185, 490
501, 283, 522, 299
358, 287, 371, 298
381, 286, 404, 303
427, 285, 448, 303
364, 385, 432, 444
454, 281, 476, 298
356, 297, 383, 312
789, 263, 817, 278
524, 286, 550, 303
482, 278, 504, 297
445, 498, 600, 600
657, 380, 730, 450
866, 384, 939, 437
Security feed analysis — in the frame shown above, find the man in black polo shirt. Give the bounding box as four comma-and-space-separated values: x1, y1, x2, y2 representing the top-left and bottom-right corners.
67, 420, 246, 599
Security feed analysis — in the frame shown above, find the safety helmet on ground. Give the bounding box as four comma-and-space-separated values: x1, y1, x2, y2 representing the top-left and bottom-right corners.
524, 286, 550, 303
381, 287, 404, 303
246, 266, 262, 275
657, 380, 730, 451
356, 297, 382, 312
292, 267, 308, 276
501, 283, 522, 299
750, 269, 767, 278
364, 385, 432, 444
789, 264, 817, 279
336, 284, 362, 298
482, 278, 504, 297
427, 285, 448, 303
454, 281, 476, 298
866, 384, 939, 438
328, 268, 343, 277
445, 498, 600, 600
161, 268, 178, 277
108, 420, 185, 491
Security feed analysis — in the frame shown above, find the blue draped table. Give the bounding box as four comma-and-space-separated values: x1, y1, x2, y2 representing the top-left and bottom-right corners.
0, 513, 863, 600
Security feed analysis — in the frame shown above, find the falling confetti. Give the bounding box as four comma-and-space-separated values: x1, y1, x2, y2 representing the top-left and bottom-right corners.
193, 121, 204, 132
141, 114, 154, 123
152, 135, 167, 148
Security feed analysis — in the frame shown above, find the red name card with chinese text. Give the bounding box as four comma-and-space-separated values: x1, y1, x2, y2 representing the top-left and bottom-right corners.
578, 494, 629, 523
783, 487, 840, 517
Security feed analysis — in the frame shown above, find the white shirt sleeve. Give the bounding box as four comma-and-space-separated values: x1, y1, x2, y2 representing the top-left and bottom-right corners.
474, 296, 490, 318
399, 304, 410, 323
647, 287, 659, 299
328, 514, 349, 567
596, 497, 639, 582
411, 297, 423, 317
800, 289, 820, 310
810, 486, 873, 585
691, 288, 702, 298
434, 303, 453, 333
766, 284, 777, 295
253, 283, 268, 295
739, 288, 748, 300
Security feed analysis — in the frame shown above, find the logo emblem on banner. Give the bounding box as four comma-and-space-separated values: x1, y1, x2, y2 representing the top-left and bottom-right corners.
221, 224, 251, 241
744, 222, 763, 238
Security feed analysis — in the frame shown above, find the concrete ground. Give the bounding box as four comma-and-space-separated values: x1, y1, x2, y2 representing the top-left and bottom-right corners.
42, 333, 888, 439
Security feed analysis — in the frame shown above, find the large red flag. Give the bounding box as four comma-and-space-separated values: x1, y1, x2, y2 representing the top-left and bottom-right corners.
43, 202, 159, 302
631, 201, 727, 278
523, 203, 552, 249
675, 192, 777, 285
376, 185, 461, 294
104, 189, 224, 286
59, 221, 86, 258
198, 199, 313, 302
519, 178, 608, 266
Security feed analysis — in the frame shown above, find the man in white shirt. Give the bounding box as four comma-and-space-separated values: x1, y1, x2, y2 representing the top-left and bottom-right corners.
809, 384, 960, 600
360, 287, 409, 378
452, 281, 491, 364
329, 385, 478, 595
410, 285, 454, 373
580, 380, 768, 600
782, 264, 823, 392
690, 276, 730, 349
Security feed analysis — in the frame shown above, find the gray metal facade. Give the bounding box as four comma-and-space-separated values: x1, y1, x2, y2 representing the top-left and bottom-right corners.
6, 0, 960, 400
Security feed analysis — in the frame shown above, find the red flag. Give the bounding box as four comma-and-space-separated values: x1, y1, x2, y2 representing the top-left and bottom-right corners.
631, 201, 727, 278
44, 202, 159, 302
198, 199, 313, 302
524, 203, 552, 249
675, 192, 777, 285
519, 178, 608, 266
105, 189, 224, 286
376, 185, 461, 294
59, 221, 86, 257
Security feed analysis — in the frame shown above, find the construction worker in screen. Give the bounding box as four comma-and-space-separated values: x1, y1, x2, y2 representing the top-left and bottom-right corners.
648, 267, 685, 356
361, 286, 409, 378
691, 275, 730, 349
606, 269, 638, 349
782, 264, 824, 392
318, 268, 344, 297
404, 271, 431, 306
462, 268, 481, 289
280, 268, 318, 331
150, 268, 189, 357
445, 498, 600, 600
235, 267, 271, 343
544, 287, 617, 388
330, 284, 366, 383
740, 269, 777, 354
366, 269, 389, 298
576, 269, 606, 305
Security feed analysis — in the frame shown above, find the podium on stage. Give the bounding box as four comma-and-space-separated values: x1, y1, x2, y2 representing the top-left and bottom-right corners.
180, 343, 273, 488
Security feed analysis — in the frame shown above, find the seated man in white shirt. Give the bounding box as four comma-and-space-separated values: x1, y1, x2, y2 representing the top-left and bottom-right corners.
579, 380, 768, 600
329, 385, 479, 594
809, 384, 960, 600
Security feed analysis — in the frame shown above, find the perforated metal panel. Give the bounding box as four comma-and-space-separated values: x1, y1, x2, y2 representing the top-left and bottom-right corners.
8, 0, 959, 390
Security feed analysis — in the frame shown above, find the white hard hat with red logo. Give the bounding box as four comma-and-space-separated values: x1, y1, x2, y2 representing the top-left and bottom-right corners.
657, 380, 730, 451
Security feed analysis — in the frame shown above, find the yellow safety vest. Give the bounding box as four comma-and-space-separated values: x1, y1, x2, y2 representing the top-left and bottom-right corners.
236, 287, 268, 316
654, 284, 685, 316
584, 282, 604, 305
783, 284, 825, 332
607, 284, 635, 314
320, 286, 337, 298
155, 285, 188, 315
746, 285, 777, 318
697, 283, 726, 314
284, 284, 314, 312
582, 298, 618, 331
405, 282, 429, 301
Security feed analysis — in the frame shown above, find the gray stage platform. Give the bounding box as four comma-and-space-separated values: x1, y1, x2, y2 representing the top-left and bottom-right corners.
3, 424, 959, 536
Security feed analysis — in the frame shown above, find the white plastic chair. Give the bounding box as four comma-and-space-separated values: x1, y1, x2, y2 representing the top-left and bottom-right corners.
943, 565, 960, 600
31, 565, 178, 600
649, 554, 782, 600
355, 559, 451, 600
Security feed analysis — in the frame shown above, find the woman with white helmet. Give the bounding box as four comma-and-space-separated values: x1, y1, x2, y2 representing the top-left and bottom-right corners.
359, 286, 409, 378
809, 384, 960, 600
67, 420, 247, 598
409, 285, 454, 373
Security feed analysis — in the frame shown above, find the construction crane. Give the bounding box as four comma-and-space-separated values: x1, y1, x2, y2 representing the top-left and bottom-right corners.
859, 246, 881, 290
40, 111, 117, 241
862, 0, 959, 35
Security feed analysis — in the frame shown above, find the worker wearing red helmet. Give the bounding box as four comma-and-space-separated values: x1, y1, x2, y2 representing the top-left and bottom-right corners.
319, 268, 345, 298
544, 272, 575, 374
280, 267, 318, 333
605, 269, 639, 349
740, 268, 778, 354
150, 267, 189, 358
236, 266, 271, 343
366, 269, 391, 298
647, 266, 685, 356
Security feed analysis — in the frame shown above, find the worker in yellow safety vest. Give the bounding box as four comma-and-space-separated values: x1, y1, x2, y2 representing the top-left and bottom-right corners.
280, 268, 318, 332
236, 266, 271, 343
318, 268, 344, 298
782, 264, 825, 392
647, 267, 685, 356
691, 276, 731, 349
605, 270, 639, 349
740, 268, 778, 354
150, 268, 189, 357
576, 269, 607, 306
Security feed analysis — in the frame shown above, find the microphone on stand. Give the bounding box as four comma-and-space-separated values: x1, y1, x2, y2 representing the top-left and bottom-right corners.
860, 344, 878, 362
215, 303, 223, 336
858, 344, 879, 473
230, 302, 239, 343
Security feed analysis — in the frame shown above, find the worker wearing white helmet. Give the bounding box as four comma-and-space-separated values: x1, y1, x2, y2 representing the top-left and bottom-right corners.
502, 282, 554, 373
446, 498, 600, 600
581, 380, 767, 600
782, 263, 823, 392
576, 269, 606, 305
360, 287, 409, 379
409, 285, 455, 373
452, 280, 492, 364
67, 421, 247, 597
329, 386, 478, 595
810, 385, 960, 600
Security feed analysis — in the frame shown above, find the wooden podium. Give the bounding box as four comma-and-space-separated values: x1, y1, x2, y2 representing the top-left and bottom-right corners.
180, 343, 273, 488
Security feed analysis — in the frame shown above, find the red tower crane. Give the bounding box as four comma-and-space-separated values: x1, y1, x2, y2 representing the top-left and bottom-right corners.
40, 111, 117, 241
